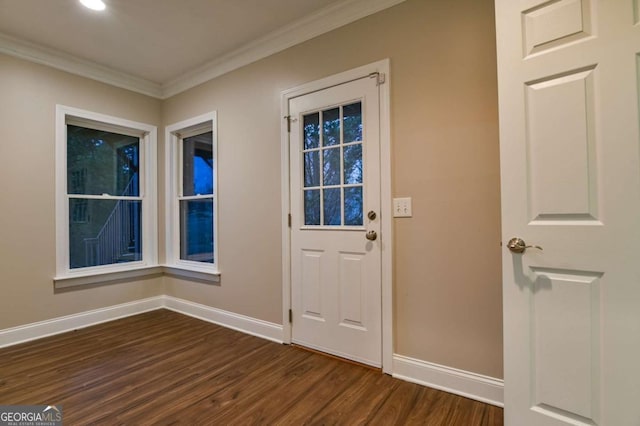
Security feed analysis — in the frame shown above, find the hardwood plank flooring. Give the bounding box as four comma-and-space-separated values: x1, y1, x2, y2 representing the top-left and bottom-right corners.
0, 310, 503, 425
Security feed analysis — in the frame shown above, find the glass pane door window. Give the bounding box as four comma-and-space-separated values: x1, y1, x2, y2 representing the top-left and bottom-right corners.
179, 131, 214, 263
66, 125, 142, 268
302, 101, 363, 226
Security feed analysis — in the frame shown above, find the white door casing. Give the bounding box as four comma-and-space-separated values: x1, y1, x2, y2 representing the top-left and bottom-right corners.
496, 1, 640, 425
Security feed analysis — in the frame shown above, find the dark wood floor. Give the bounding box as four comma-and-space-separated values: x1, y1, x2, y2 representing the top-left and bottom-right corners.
0, 310, 503, 425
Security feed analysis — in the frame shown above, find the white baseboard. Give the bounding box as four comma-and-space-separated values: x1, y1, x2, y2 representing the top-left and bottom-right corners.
0, 296, 164, 348
162, 296, 283, 344
393, 354, 504, 407
0, 295, 283, 348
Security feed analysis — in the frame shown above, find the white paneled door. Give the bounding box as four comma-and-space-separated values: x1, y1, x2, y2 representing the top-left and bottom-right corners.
289, 76, 382, 367
496, 1, 640, 425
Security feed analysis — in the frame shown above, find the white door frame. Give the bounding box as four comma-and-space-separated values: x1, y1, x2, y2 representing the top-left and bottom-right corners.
280, 59, 393, 373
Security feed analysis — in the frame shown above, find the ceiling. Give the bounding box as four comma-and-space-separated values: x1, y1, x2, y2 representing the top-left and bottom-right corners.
0, 0, 404, 98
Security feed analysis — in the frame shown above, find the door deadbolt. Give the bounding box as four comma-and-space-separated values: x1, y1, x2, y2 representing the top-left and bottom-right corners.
367, 211, 377, 220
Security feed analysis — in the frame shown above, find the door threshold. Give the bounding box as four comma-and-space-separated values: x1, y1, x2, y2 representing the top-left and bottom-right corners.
291, 344, 382, 372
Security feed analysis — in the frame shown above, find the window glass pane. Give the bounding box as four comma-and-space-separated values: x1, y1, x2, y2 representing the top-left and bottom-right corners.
323, 148, 341, 186
183, 131, 213, 196
71, 199, 89, 223
343, 102, 362, 143
67, 125, 139, 196
304, 151, 320, 187
304, 190, 320, 225
322, 108, 340, 146
344, 143, 363, 184
323, 188, 342, 225
300, 102, 365, 228
69, 199, 142, 269
344, 186, 363, 226
303, 113, 320, 150
180, 199, 214, 263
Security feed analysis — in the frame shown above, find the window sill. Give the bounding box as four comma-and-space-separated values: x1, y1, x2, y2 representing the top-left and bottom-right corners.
162, 265, 221, 284
53, 265, 220, 289
54, 265, 164, 289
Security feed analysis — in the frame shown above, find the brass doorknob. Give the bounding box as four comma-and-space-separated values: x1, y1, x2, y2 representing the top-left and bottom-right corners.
507, 237, 542, 254
366, 230, 377, 241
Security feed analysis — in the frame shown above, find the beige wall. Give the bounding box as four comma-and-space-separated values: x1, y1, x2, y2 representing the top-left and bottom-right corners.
0, 0, 501, 379
162, 0, 503, 378
0, 54, 163, 329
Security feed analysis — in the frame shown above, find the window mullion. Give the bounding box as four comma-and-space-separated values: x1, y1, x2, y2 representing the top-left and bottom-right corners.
67, 194, 143, 201
178, 137, 184, 198
179, 194, 214, 201
340, 105, 345, 226
319, 110, 325, 226
138, 135, 146, 199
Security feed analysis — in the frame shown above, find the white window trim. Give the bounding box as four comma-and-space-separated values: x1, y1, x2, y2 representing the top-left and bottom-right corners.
54, 105, 158, 284
165, 112, 219, 277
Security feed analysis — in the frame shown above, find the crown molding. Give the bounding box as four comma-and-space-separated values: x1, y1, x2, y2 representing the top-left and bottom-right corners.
0, 32, 163, 98
0, 0, 406, 99
161, 0, 406, 98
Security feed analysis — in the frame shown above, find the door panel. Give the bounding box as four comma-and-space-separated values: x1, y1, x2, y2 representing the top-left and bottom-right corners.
525, 66, 598, 222
338, 251, 365, 328
301, 249, 323, 319
530, 269, 601, 421
496, 0, 640, 424
522, 0, 593, 56
289, 76, 381, 367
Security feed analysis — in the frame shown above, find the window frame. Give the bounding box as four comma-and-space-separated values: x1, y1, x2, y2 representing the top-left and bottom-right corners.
55, 105, 158, 282
165, 112, 219, 275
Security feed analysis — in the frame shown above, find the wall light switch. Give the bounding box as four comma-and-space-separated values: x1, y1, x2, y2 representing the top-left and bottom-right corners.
393, 197, 412, 217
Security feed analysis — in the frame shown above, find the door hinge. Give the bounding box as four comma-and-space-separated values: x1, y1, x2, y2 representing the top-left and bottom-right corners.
285, 115, 291, 132
369, 72, 386, 86
289, 309, 293, 323
288, 213, 292, 227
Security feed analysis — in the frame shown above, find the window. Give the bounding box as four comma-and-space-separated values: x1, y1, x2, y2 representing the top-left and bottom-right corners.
303, 102, 363, 227
55, 106, 157, 280
166, 112, 218, 274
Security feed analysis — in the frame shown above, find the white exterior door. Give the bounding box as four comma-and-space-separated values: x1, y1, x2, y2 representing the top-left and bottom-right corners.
496, 1, 640, 425
289, 76, 382, 367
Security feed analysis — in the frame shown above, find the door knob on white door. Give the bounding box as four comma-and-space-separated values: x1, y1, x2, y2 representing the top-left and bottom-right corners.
507, 237, 542, 254
366, 230, 377, 241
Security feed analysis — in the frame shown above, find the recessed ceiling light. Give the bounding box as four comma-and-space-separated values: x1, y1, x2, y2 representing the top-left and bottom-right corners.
79, 0, 106, 11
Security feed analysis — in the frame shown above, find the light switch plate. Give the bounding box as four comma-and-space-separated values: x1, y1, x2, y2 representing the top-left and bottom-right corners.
393, 197, 412, 217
